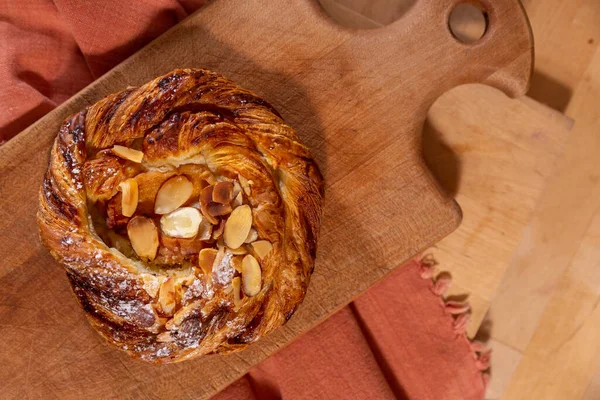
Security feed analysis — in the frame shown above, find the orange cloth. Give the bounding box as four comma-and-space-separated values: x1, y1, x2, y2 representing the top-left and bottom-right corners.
215, 261, 487, 400
0, 1, 487, 398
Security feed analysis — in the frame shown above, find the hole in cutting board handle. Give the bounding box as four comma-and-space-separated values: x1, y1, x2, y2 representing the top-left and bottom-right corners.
448, 3, 488, 43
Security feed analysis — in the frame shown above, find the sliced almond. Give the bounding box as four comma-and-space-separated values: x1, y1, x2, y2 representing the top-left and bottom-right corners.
231, 191, 243, 208
199, 185, 218, 224
238, 174, 251, 196
158, 277, 177, 317
242, 254, 262, 297
118, 178, 138, 217
127, 216, 159, 261
154, 175, 194, 214
140, 273, 164, 298
157, 332, 174, 343
212, 247, 226, 270
197, 218, 213, 241
244, 228, 258, 244
212, 219, 225, 240
228, 246, 247, 255
251, 240, 273, 260
224, 205, 252, 249
212, 181, 234, 204
160, 207, 202, 238
208, 202, 232, 217
198, 248, 218, 275
232, 277, 242, 308
205, 173, 217, 185
212, 248, 234, 285
112, 145, 144, 163
200, 184, 213, 202
232, 180, 242, 198
231, 255, 244, 273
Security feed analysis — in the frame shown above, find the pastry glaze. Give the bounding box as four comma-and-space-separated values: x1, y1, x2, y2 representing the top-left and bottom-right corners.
37, 69, 324, 363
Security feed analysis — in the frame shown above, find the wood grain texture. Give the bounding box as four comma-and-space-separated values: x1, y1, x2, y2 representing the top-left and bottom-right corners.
323, 0, 572, 335
491, 42, 600, 400
480, 0, 600, 398
325, 1, 600, 399
503, 198, 600, 400
489, 48, 600, 354
425, 90, 572, 337
523, 0, 600, 112
0, 0, 534, 398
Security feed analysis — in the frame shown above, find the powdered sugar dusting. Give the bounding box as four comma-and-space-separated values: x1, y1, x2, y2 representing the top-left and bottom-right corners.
105, 299, 155, 327
118, 280, 128, 291
225, 319, 245, 336
212, 252, 234, 285
156, 346, 172, 357
113, 300, 140, 317
204, 280, 214, 299
183, 279, 204, 301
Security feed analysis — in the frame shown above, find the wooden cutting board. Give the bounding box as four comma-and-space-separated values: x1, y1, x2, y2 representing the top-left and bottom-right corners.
0, 0, 533, 398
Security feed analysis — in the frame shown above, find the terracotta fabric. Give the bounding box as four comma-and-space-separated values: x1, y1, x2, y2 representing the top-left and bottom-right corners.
214, 261, 487, 400
0, 0, 206, 143
0, 1, 487, 399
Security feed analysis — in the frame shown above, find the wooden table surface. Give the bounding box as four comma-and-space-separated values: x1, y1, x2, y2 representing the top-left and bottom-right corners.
322, 0, 600, 399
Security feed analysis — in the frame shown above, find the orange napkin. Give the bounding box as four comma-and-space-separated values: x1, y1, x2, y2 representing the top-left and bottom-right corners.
0, 1, 488, 398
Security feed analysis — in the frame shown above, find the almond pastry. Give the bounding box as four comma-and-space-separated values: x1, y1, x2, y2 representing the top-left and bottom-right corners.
37, 68, 324, 363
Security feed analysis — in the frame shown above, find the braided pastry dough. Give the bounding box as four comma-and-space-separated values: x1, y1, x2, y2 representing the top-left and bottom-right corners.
37, 69, 324, 363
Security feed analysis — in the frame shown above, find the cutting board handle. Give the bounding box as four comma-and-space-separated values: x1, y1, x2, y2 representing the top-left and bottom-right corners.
391, 0, 532, 96
306, 0, 533, 100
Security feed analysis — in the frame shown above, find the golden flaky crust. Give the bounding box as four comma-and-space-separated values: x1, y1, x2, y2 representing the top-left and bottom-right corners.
37, 69, 324, 363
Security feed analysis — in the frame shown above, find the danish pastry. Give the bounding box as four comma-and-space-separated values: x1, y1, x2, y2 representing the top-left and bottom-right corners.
37, 68, 324, 363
